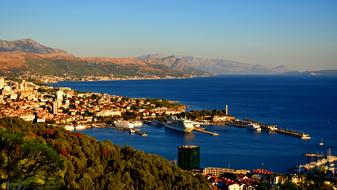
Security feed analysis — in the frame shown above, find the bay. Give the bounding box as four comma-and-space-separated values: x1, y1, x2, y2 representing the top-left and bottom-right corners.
53, 75, 337, 172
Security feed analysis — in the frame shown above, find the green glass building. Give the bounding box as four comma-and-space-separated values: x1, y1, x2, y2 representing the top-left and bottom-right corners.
177, 145, 200, 170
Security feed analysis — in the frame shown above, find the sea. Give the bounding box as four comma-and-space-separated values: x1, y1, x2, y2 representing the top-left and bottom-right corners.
53, 75, 337, 173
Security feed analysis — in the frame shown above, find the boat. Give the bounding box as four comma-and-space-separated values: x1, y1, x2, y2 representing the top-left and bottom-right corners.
248, 123, 262, 133
114, 120, 134, 129
129, 129, 135, 134
74, 125, 87, 130
150, 120, 163, 127
319, 138, 324, 146
130, 121, 143, 127
193, 122, 201, 128
164, 116, 195, 133
267, 125, 278, 133
301, 133, 311, 140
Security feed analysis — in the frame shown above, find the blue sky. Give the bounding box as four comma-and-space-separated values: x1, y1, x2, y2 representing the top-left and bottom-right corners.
1, 0, 336, 70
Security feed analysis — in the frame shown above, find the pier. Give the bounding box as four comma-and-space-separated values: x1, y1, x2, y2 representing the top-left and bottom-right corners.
109, 124, 148, 137
304, 153, 324, 158
193, 127, 219, 136
224, 119, 311, 140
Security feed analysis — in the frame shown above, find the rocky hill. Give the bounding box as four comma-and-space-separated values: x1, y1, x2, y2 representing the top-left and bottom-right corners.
0, 38, 67, 54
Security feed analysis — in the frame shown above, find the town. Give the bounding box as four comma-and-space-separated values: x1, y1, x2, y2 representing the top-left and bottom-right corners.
0, 77, 185, 126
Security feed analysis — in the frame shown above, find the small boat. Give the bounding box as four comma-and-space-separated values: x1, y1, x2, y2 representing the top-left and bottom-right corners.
301, 133, 311, 140
267, 125, 278, 133
248, 123, 262, 133
131, 121, 143, 127
129, 129, 135, 134
319, 138, 324, 146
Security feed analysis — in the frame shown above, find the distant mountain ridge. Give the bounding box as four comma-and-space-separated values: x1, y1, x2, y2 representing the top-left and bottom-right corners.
0, 39, 207, 78
0, 39, 67, 54
139, 54, 289, 75
1, 38, 334, 79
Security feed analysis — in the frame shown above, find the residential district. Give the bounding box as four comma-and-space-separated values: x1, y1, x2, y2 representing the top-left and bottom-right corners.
0, 77, 336, 190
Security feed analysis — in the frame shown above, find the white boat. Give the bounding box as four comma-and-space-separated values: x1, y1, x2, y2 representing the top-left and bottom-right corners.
75, 125, 87, 130
131, 121, 143, 127
319, 138, 324, 146
64, 125, 75, 131
301, 133, 311, 140
267, 125, 278, 133
193, 122, 201, 128
248, 123, 262, 133
164, 116, 194, 133
114, 120, 134, 129
129, 129, 135, 134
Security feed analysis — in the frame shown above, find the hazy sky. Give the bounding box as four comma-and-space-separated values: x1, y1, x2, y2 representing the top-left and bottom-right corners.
1, 0, 336, 71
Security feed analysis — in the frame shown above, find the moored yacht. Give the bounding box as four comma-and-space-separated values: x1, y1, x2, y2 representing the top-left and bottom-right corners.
248, 123, 262, 132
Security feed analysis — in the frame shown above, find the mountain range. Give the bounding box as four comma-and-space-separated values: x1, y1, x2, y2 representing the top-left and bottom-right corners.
0, 39, 335, 80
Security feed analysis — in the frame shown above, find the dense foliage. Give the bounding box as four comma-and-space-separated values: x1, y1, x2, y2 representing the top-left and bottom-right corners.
0, 117, 209, 190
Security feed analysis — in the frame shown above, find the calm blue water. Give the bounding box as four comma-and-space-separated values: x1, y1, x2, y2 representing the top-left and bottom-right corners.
54, 76, 337, 172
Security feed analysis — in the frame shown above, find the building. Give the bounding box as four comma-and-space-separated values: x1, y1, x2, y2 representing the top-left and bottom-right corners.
203, 167, 250, 177
203, 167, 235, 177
96, 109, 121, 117
0, 77, 4, 89
53, 101, 58, 115
213, 115, 236, 122
178, 145, 200, 170
56, 90, 63, 101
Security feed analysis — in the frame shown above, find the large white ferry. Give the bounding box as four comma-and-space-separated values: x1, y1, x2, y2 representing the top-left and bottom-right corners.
164, 117, 195, 133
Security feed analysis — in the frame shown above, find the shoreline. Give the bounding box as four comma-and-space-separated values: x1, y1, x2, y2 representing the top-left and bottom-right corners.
45, 75, 211, 84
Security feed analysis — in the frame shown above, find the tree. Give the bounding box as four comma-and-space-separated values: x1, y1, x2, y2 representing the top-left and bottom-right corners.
0, 130, 62, 189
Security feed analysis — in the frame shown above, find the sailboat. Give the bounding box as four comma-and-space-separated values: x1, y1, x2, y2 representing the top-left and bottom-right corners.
319, 138, 324, 146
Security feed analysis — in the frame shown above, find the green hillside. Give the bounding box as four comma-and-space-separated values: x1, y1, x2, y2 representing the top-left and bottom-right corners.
24, 58, 194, 78
0, 117, 209, 190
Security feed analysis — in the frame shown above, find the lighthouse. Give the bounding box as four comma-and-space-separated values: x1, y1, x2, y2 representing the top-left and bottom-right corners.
225, 104, 229, 115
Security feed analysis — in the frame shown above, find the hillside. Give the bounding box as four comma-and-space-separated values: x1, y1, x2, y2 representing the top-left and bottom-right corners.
0, 117, 210, 189
0, 39, 207, 79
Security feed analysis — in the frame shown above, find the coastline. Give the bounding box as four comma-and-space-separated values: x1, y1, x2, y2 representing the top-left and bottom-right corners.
44, 75, 211, 84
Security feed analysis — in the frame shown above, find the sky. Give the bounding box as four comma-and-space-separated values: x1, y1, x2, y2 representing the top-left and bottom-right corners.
1, 0, 336, 71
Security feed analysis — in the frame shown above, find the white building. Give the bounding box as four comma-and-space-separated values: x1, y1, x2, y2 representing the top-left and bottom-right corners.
56, 90, 63, 101
0, 77, 4, 89
53, 101, 58, 115
96, 109, 121, 117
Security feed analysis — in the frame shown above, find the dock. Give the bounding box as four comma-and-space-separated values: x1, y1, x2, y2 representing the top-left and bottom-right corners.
304, 153, 324, 158
225, 119, 311, 140
193, 127, 219, 136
